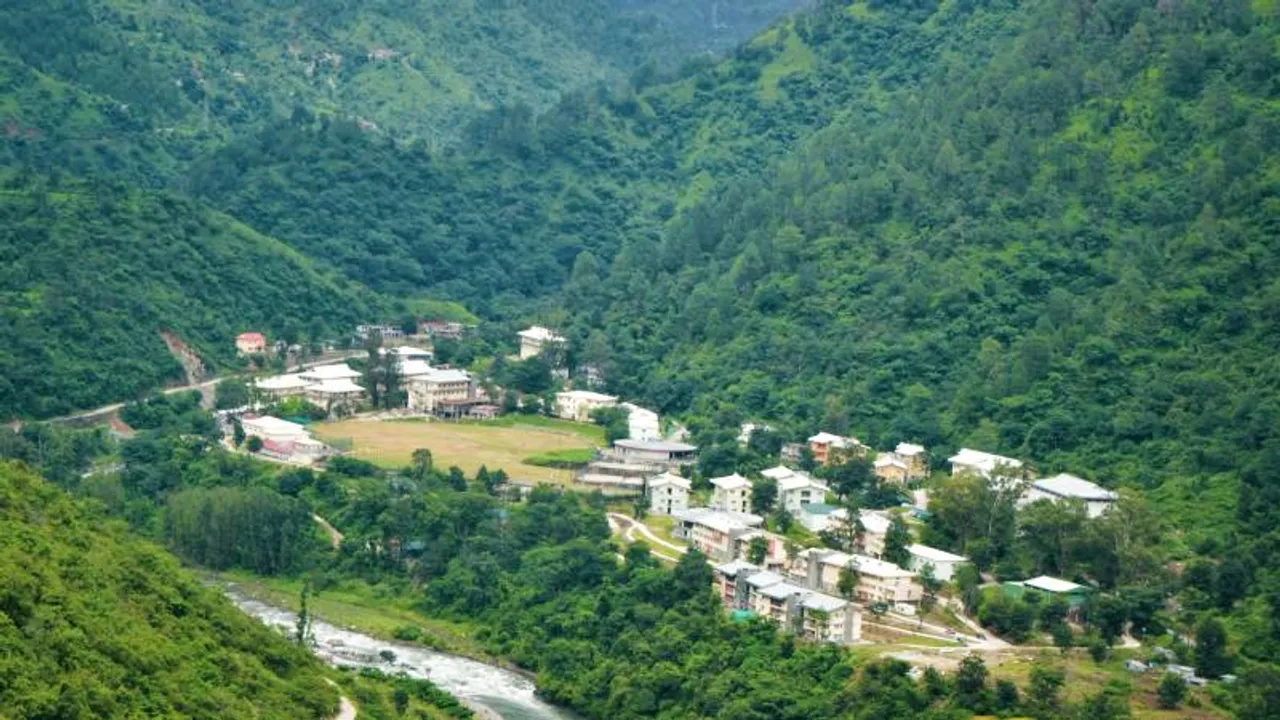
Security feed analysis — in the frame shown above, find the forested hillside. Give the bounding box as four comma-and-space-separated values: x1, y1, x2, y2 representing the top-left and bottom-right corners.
190, 0, 982, 301
0, 461, 338, 718
557, 0, 1280, 658
0, 0, 804, 152
0, 173, 379, 418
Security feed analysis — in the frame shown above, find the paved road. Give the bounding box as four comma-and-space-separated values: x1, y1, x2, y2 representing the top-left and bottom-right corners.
46, 351, 366, 424
607, 513, 684, 563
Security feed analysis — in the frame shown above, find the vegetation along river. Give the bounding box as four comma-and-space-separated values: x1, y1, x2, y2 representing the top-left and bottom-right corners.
227, 591, 576, 720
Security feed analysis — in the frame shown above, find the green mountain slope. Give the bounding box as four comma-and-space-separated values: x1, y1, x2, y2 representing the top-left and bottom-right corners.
0, 461, 338, 718
0, 0, 806, 150
0, 173, 380, 418
189, 1, 979, 300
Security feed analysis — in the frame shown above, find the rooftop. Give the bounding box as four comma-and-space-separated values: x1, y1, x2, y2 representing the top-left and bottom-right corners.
713, 560, 760, 578
255, 373, 309, 391
299, 363, 362, 381
648, 472, 691, 490
800, 592, 850, 612
557, 390, 618, 403
614, 439, 697, 453
801, 503, 839, 516
1023, 575, 1087, 593
895, 442, 926, 456
908, 544, 968, 564
242, 415, 309, 436
778, 473, 828, 493
672, 508, 764, 533
416, 368, 471, 384
237, 332, 265, 341
1033, 474, 1118, 502
811, 550, 915, 578
809, 432, 858, 448
744, 570, 787, 589
757, 581, 809, 601
875, 456, 908, 469
948, 447, 1023, 474
710, 473, 752, 490
308, 379, 365, 394
760, 466, 798, 481
399, 359, 434, 378
517, 325, 565, 342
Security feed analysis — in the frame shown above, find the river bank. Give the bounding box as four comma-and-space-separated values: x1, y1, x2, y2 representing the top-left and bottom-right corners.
225, 587, 575, 720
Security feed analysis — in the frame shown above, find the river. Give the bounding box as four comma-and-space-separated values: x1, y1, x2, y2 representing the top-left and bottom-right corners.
226, 590, 576, 720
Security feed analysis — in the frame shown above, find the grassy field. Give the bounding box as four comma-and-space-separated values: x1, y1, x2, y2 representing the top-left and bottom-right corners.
314, 415, 603, 484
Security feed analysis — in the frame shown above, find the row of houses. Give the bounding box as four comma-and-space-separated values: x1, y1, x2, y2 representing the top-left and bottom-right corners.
714, 561, 862, 645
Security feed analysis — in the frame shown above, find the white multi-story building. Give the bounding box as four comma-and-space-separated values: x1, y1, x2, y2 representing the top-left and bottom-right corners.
647, 472, 691, 516
710, 473, 753, 514
765, 466, 830, 515
671, 508, 764, 561
406, 368, 473, 412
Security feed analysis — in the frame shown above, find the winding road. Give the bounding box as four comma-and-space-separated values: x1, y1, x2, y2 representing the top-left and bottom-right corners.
607, 513, 686, 563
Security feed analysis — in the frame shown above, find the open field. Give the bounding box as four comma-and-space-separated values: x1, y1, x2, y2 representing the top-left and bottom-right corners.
314, 416, 603, 484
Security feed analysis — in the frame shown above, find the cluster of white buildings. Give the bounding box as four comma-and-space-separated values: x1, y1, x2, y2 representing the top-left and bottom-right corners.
253, 347, 496, 420
553, 390, 661, 442
948, 448, 1119, 518
255, 362, 367, 415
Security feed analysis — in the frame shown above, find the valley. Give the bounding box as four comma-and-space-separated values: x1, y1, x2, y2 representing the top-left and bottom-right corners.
0, 0, 1278, 719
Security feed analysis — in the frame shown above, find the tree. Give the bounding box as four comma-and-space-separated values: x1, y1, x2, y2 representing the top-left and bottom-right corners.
295, 582, 314, 648
411, 448, 433, 478
773, 508, 794, 533
591, 406, 631, 444
1051, 622, 1073, 654
232, 418, 246, 447
246, 435, 264, 453
1018, 499, 1086, 577
828, 456, 873, 499
1194, 617, 1232, 679
829, 499, 865, 552
1157, 672, 1186, 709
918, 563, 941, 627
215, 380, 250, 410
1025, 665, 1064, 719
883, 514, 912, 568
954, 654, 988, 711
994, 679, 1019, 711
837, 561, 859, 601
447, 466, 468, 492
747, 536, 768, 565
751, 478, 777, 514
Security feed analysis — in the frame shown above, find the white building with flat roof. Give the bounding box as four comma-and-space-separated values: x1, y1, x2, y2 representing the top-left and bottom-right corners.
647, 472, 691, 515
1023, 473, 1118, 518
712, 561, 861, 644
254, 373, 310, 400
710, 473, 753, 514
906, 544, 969, 583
